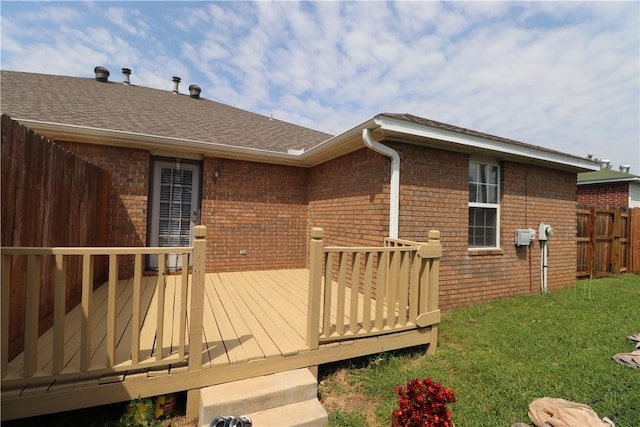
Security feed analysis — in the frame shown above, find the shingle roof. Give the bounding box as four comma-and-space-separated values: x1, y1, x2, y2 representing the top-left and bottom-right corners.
0, 70, 600, 172
381, 113, 591, 162
578, 169, 640, 184
0, 70, 332, 153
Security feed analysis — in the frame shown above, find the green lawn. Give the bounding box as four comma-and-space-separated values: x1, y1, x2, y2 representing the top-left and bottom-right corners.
318, 274, 640, 427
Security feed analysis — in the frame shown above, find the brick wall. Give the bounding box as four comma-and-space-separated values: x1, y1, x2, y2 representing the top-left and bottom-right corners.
318, 143, 579, 311
308, 148, 390, 247
395, 150, 576, 309
56, 141, 149, 249
577, 182, 629, 207
200, 157, 309, 272
57, 142, 149, 277
57, 139, 580, 311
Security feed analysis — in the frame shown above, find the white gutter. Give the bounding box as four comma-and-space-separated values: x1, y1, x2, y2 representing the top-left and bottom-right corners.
363, 128, 400, 239
13, 118, 305, 166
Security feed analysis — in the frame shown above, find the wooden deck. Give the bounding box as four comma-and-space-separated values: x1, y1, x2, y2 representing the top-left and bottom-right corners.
2, 269, 435, 420
1, 227, 442, 420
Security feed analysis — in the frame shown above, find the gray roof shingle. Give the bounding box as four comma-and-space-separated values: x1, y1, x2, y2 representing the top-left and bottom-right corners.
0, 70, 332, 153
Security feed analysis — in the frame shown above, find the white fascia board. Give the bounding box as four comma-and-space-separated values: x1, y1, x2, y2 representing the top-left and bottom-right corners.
14, 119, 303, 166
376, 116, 599, 172
298, 118, 377, 165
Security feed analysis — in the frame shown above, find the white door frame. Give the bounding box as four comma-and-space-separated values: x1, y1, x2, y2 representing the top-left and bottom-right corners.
148, 158, 201, 270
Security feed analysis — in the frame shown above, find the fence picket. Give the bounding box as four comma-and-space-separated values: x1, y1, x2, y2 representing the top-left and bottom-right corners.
322, 252, 333, 337
362, 252, 373, 332
52, 254, 67, 374
375, 251, 387, 331
2, 255, 11, 378
335, 253, 347, 335
106, 254, 117, 368
24, 255, 41, 377
155, 255, 166, 361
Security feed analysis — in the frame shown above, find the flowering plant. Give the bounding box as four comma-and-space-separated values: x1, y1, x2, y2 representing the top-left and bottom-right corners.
392, 378, 456, 427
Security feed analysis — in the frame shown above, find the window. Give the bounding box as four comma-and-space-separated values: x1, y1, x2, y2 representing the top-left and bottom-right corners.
468, 160, 500, 248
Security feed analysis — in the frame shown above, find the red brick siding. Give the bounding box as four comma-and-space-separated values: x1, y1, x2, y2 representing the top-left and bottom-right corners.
55, 142, 149, 276
499, 162, 577, 296
56, 139, 579, 311
200, 158, 309, 272
577, 183, 629, 207
393, 144, 578, 310
56, 141, 149, 248
308, 148, 390, 247
309, 143, 578, 310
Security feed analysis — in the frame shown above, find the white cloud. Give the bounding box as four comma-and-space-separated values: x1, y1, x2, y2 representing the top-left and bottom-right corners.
1, 1, 638, 172
106, 7, 149, 36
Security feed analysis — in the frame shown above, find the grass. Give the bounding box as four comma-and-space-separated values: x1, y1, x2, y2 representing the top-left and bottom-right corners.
318, 274, 640, 427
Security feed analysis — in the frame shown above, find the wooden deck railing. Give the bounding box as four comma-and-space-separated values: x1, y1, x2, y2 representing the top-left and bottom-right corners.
1, 225, 207, 385
307, 228, 442, 349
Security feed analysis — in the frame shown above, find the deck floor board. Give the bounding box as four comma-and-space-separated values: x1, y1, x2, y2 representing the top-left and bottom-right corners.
3, 268, 436, 421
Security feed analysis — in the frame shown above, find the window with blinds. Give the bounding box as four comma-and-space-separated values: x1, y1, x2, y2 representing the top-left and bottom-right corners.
158, 167, 193, 248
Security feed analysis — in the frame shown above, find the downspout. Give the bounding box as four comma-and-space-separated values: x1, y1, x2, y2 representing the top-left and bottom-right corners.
362, 128, 400, 239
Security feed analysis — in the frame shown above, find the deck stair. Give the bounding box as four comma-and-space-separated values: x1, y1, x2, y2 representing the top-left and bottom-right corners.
199, 368, 328, 427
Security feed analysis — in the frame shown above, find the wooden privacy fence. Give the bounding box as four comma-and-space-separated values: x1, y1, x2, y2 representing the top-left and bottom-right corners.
306, 228, 442, 348
1, 226, 207, 386
577, 207, 640, 278
1, 114, 109, 359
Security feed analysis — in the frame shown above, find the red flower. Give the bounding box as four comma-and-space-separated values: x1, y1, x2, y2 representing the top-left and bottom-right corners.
393, 378, 456, 427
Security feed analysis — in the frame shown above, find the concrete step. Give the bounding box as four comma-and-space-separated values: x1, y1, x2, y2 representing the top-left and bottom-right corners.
247, 398, 328, 427
199, 368, 323, 427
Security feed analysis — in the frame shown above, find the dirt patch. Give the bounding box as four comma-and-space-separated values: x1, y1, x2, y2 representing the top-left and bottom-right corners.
319, 366, 379, 426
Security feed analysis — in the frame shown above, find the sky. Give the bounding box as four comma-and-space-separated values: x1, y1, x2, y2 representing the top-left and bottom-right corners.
1, 1, 639, 173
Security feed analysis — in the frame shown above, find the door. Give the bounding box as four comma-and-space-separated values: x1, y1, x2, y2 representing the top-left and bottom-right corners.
148, 159, 201, 270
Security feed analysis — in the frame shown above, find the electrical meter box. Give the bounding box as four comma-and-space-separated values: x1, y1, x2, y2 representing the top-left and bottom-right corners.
515, 229, 536, 246
538, 222, 554, 241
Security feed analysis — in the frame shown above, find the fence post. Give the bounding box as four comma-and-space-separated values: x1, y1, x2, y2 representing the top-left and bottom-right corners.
426, 230, 441, 355
613, 209, 622, 274
632, 208, 640, 274
307, 228, 324, 351
187, 225, 207, 421
188, 225, 207, 371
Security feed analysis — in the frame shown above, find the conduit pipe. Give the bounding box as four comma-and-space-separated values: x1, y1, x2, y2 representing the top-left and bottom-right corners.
362, 128, 400, 239
540, 241, 548, 293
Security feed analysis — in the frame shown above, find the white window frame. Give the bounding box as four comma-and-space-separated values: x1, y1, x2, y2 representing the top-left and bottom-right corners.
468, 158, 500, 249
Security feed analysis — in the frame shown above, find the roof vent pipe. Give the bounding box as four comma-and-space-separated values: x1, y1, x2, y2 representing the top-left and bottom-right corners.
620, 165, 631, 173
122, 68, 131, 85
172, 76, 181, 94
94, 66, 110, 82
363, 128, 400, 239
600, 159, 611, 170
189, 84, 201, 99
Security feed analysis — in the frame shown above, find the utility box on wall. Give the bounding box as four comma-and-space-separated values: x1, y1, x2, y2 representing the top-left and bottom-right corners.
515, 229, 536, 246
538, 222, 554, 241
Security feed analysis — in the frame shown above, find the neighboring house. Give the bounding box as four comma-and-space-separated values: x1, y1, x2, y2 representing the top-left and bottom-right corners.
0, 68, 599, 311
577, 161, 640, 208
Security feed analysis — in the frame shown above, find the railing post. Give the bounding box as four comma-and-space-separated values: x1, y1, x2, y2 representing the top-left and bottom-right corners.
187, 225, 207, 421
307, 228, 324, 350
426, 230, 441, 354
183, 225, 207, 421
188, 225, 207, 371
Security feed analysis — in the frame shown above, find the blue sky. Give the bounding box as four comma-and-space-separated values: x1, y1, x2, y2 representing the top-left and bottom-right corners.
2, 1, 639, 173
